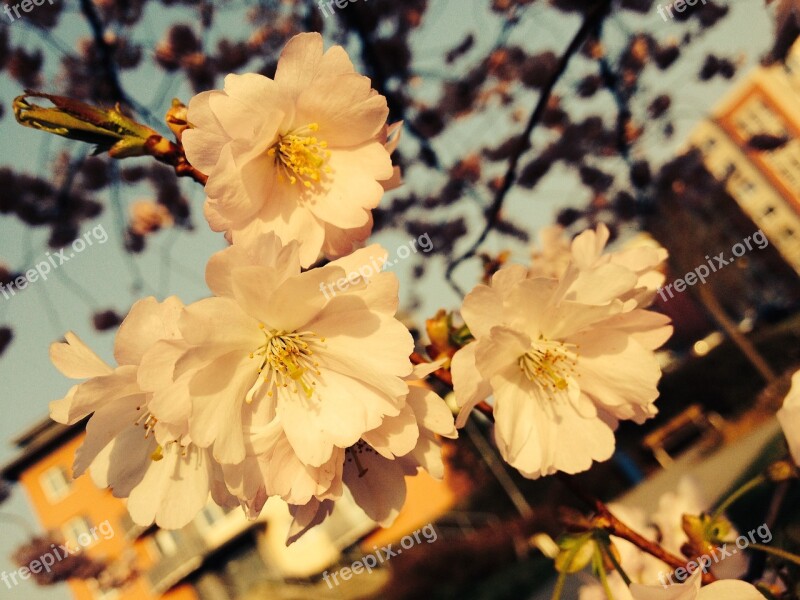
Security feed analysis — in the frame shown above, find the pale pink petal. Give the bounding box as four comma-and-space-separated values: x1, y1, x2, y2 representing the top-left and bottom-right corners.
274, 33, 326, 101
114, 296, 184, 366
344, 447, 405, 527
127, 445, 211, 529
460, 283, 503, 339
73, 394, 145, 477
361, 403, 419, 459
287, 498, 335, 546
296, 74, 389, 146
189, 352, 256, 464
452, 343, 492, 427
50, 331, 112, 379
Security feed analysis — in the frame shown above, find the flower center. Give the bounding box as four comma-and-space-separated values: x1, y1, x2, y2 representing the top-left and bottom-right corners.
347, 441, 373, 478
246, 326, 324, 403
267, 123, 332, 188
518, 338, 577, 392
134, 406, 158, 437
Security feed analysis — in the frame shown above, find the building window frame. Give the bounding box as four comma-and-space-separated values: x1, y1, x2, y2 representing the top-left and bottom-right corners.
39, 465, 71, 503
62, 515, 94, 548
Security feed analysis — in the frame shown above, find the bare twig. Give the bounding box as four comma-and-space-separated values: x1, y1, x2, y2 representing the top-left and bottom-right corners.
143, 136, 208, 186
558, 485, 717, 585
446, 0, 613, 287
78, 0, 129, 105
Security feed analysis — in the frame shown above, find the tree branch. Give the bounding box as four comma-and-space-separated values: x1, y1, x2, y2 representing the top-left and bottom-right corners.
446, 0, 613, 287
339, 8, 442, 169
78, 0, 129, 105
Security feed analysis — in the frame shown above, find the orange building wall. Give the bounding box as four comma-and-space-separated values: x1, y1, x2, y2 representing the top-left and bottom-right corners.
16, 433, 197, 600
360, 468, 457, 550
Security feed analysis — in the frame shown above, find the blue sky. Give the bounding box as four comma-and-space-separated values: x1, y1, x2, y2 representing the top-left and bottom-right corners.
0, 1, 777, 598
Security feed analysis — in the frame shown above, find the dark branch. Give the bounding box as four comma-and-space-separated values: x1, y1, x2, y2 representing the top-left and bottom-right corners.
446, 0, 613, 288
78, 0, 130, 106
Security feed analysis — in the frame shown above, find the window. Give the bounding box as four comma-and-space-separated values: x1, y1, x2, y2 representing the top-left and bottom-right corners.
40, 466, 71, 503
87, 579, 119, 600
151, 529, 181, 557
194, 503, 225, 532
63, 516, 93, 547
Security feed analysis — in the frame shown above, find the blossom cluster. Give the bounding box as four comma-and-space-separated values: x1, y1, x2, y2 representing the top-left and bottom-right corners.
49, 234, 456, 537
41, 26, 800, 598
49, 33, 453, 541
47, 32, 681, 543
451, 224, 673, 478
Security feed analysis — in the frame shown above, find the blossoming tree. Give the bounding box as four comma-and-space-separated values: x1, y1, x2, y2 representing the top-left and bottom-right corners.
6, 2, 800, 599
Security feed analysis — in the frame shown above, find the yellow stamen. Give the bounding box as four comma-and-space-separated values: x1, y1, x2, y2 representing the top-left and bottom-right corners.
518, 337, 577, 394
268, 123, 331, 188
246, 329, 324, 403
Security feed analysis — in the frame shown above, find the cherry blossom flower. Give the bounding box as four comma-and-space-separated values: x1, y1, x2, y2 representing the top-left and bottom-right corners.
530, 223, 668, 307
138, 233, 415, 473
285, 362, 457, 543
182, 32, 397, 267
50, 297, 231, 528
777, 369, 800, 465
451, 252, 671, 478
165, 338, 455, 543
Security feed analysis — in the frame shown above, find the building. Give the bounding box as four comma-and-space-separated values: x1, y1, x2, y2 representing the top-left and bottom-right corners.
0, 418, 199, 600
688, 39, 800, 276
1, 415, 462, 599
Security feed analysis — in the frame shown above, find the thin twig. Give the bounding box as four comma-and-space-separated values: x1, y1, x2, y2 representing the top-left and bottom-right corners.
143, 135, 208, 185
78, 0, 129, 105
446, 0, 613, 287
593, 502, 716, 585
559, 476, 715, 584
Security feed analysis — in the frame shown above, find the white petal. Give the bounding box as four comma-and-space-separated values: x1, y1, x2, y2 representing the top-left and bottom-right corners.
451, 343, 492, 427
114, 296, 184, 366
127, 445, 211, 529
344, 447, 405, 527
50, 332, 112, 379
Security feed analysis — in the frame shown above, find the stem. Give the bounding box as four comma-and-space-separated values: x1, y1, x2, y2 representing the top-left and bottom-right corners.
600, 538, 632, 586
550, 569, 568, 600
712, 474, 768, 519
595, 549, 617, 600
465, 420, 532, 518
747, 543, 800, 567
592, 502, 717, 585
550, 537, 586, 600
143, 135, 208, 185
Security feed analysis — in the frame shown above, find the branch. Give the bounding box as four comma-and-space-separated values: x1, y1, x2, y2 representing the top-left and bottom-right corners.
144, 136, 208, 185
78, 0, 129, 105
446, 0, 613, 286
558, 476, 716, 584
339, 9, 442, 169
